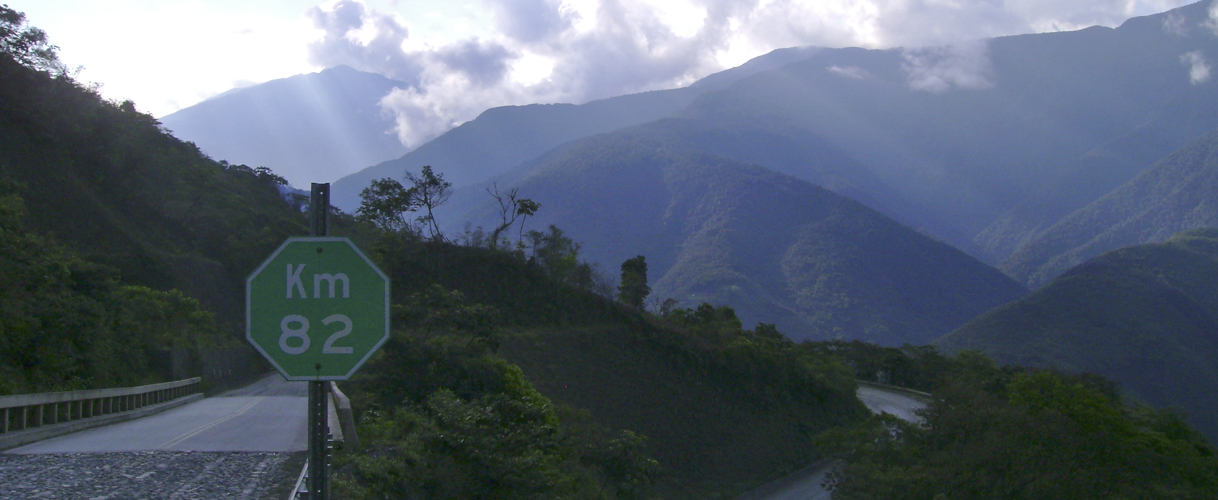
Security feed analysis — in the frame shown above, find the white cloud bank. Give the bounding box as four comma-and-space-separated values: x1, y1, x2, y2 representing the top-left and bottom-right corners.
1182, 50, 1212, 84
302, 0, 1193, 147
902, 41, 995, 93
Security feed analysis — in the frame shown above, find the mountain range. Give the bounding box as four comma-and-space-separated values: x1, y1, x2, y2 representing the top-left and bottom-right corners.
160, 65, 409, 188
159, 2, 1218, 343
451, 123, 1028, 342
1002, 127, 1218, 287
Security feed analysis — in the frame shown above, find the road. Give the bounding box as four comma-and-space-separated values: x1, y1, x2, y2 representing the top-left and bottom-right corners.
734, 385, 928, 500
6, 373, 308, 454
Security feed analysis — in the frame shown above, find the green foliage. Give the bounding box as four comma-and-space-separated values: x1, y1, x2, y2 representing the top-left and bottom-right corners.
0, 4, 66, 75
356, 165, 453, 241
357, 177, 415, 233
335, 297, 661, 499
0, 190, 224, 394
0, 31, 309, 333
803, 340, 957, 392
501, 302, 868, 497
408, 165, 453, 241
337, 226, 869, 498
523, 225, 612, 296
940, 228, 1218, 439
616, 255, 650, 308
485, 183, 541, 250
820, 365, 1218, 500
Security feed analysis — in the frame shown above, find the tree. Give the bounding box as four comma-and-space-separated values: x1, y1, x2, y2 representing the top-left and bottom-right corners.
617, 255, 650, 308
356, 166, 453, 238
0, 5, 66, 75
485, 183, 541, 250
356, 178, 415, 233
406, 165, 452, 242
524, 225, 608, 294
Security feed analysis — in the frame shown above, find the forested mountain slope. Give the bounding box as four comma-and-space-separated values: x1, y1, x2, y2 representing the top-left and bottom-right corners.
938, 229, 1218, 439
0, 51, 307, 330
454, 125, 1027, 343
341, 237, 869, 497
1002, 127, 1218, 287
672, 1, 1218, 261
978, 82, 1218, 265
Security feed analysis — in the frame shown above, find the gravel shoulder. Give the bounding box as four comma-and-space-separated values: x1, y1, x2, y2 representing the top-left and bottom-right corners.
0, 451, 306, 499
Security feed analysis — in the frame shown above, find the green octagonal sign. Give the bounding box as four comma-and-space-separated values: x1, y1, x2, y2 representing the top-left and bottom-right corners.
246, 237, 390, 380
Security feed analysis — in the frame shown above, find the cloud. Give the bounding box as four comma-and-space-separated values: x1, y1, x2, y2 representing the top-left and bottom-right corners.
306, 0, 428, 85
902, 40, 995, 93
827, 65, 868, 79
1205, 0, 1218, 36
487, 0, 573, 43
302, 0, 1194, 148
433, 39, 517, 87
1181, 50, 1211, 84
1163, 11, 1189, 36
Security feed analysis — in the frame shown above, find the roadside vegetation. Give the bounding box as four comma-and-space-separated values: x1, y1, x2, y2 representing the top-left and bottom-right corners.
801, 341, 1218, 498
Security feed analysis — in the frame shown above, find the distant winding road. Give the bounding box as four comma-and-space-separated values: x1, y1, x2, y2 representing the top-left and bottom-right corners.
734, 384, 928, 500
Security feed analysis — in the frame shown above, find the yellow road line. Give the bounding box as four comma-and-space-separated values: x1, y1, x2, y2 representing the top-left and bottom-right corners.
159, 397, 265, 449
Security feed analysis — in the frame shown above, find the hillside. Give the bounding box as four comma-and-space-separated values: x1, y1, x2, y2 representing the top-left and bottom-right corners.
938, 228, 1218, 439
337, 237, 869, 497
976, 84, 1218, 264
452, 125, 1027, 344
1001, 127, 1218, 287
0, 49, 308, 330
160, 65, 409, 187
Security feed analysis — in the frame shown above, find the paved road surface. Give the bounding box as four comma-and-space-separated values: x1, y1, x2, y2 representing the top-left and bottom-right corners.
7, 373, 308, 454
735, 385, 928, 500
856, 385, 926, 422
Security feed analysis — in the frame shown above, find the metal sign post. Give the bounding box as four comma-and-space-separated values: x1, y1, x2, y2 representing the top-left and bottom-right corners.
245, 183, 391, 500
308, 183, 328, 500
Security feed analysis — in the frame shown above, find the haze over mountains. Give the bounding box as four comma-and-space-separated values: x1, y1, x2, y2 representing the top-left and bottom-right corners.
161, 1, 1218, 342
1003, 128, 1218, 287
453, 126, 1028, 342
160, 65, 409, 187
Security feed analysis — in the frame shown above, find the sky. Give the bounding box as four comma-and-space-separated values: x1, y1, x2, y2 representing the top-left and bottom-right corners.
15, 0, 1195, 148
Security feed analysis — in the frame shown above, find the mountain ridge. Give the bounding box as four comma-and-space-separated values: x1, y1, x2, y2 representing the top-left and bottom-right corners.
451, 125, 1027, 343
938, 228, 1218, 439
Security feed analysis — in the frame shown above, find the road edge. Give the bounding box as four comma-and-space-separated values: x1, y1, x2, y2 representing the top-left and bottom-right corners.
0, 393, 204, 452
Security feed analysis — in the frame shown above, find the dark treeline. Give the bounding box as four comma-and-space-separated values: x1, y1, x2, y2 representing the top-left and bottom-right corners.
818, 356, 1218, 499
799, 340, 1218, 498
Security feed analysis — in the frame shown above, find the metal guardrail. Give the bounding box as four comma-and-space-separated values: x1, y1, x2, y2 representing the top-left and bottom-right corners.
290, 382, 359, 500
0, 377, 202, 435
330, 382, 359, 449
